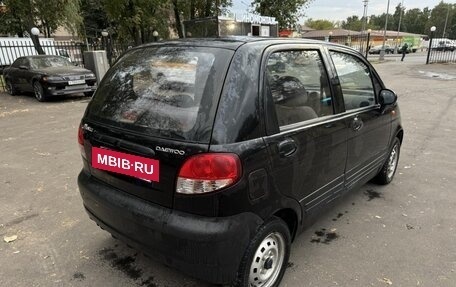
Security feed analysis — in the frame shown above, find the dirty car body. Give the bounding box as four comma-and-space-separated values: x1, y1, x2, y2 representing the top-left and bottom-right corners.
77, 38, 403, 286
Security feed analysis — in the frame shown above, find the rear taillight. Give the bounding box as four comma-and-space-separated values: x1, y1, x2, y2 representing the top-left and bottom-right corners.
176, 153, 242, 194
78, 125, 86, 158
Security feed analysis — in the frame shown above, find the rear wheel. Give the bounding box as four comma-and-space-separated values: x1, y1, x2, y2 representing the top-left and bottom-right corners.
84, 91, 94, 97
234, 217, 291, 287
5, 79, 17, 96
373, 138, 401, 185
33, 81, 47, 102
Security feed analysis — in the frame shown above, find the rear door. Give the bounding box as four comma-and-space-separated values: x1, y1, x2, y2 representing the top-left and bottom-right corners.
328, 50, 391, 190
263, 45, 347, 214
81, 46, 234, 208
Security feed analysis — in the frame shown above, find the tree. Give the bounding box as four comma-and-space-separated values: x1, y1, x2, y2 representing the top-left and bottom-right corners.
252, 0, 313, 29
401, 8, 429, 34
449, 5, 456, 38
341, 15, 364, 31
426, 2, 454, 37
171, 0, 232, 38
0, 0, 29, 37
389, 3, 406, 32
80, 0, 110, 41
0, 0, 82, 37
369, 13, 389, 30
102, 0, 170, 45
305, 18, 334, 30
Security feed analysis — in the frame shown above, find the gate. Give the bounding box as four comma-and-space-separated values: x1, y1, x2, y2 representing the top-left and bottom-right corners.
427, 38, 456, 64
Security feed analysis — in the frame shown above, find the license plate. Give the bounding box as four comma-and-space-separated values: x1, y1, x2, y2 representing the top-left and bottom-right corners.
92, 147, 159, 182
68, 79, 86, 85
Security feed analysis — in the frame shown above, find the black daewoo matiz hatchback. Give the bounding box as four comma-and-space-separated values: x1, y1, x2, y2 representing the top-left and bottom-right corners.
77, 38, 403, 287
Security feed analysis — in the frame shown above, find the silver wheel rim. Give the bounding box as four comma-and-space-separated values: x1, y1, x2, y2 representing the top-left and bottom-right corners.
249, 232, 285, 287
34, 83, 42, 100
386, 144, 399, 179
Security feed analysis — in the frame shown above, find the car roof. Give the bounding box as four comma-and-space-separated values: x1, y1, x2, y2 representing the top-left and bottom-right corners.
135, 37, 353, 51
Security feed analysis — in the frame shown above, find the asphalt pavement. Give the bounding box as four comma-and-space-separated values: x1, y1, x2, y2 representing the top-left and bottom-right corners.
0, 60, 455, 287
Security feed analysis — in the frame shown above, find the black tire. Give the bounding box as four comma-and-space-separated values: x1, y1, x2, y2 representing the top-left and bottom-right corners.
33, 81, 47, 102
373, 137, 401, 185
5, 79, 18, 96
84, 91, 94, 97
233, 217, 291, 287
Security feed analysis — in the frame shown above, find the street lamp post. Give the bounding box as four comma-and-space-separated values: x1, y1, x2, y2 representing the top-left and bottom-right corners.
31, 27, 45, 55
394, 0, 405, 54
365, 29, 372, 58
153, 30, 159, 42
101, 30, 108, 50
101, 30, 112, 65
443, 4, 450, 38
360, 0, 369, 54
379, 0, 391, 61
426, 26, 436, 65
328, 31, 333, 42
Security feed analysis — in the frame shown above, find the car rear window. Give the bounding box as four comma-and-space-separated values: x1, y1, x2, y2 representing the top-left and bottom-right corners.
86, 46, 234, 143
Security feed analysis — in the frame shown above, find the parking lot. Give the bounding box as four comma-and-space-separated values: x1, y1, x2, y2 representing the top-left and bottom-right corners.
1, 60, 456, 287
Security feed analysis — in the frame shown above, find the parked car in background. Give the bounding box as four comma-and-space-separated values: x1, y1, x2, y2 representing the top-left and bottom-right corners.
77, 38, 403, 287
432, 39, 455, 52
3, 55, 96, 102
368, 45, 394, 54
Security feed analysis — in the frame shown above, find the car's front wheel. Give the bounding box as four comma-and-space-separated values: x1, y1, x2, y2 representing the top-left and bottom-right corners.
5, 79, 17, 96
33, 81, 47, 102
374, 137, 401, 185
234, 217, 291, 287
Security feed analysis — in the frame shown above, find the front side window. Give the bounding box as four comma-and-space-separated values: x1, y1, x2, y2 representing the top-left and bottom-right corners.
330, 51, 376, 110
266, 50, 333, 127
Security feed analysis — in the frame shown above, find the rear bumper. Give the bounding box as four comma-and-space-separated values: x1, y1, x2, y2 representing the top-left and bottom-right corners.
77, 171, 263, 284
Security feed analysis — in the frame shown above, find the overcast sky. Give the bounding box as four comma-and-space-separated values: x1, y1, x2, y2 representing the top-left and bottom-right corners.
230, 0, 455, 22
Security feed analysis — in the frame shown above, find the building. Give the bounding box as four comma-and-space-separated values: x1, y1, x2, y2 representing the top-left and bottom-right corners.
279, 25, 315, 38
183, 13, 278, 38
302, 28, 426, 52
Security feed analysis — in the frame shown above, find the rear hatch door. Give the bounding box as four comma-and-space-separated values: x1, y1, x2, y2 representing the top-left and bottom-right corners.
81, 45, 234, 208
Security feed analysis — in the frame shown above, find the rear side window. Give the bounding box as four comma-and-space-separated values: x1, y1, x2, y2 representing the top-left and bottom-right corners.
266, 50, 334, 127
86, 47, 233, 143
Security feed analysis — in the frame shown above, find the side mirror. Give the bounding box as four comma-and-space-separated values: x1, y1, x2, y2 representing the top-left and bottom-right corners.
19, 65, 29, 70
379, 89, 397, 106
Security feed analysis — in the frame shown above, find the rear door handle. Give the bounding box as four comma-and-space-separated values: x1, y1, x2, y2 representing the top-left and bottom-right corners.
351, 116, 364, 132
278, 138, 297, 157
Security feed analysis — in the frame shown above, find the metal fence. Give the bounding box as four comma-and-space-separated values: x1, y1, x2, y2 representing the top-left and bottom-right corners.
1, 40, 86, 69
0, 39, 129, 92
428, 47, 456, 64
